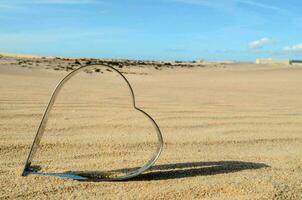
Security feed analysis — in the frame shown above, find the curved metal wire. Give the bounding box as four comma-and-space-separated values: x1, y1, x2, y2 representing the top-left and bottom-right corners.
22, 64, 164, 181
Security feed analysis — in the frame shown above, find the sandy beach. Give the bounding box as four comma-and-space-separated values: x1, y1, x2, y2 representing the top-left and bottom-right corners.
1, 55, 302, 199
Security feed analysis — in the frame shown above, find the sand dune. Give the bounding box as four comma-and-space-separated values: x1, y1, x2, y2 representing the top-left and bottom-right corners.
0, 56, 302, 199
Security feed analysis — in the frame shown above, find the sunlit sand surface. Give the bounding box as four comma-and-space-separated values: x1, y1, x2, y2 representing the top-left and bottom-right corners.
1, 56, 302, 199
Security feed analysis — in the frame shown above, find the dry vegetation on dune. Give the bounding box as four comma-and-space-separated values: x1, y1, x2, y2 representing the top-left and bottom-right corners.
0, 54, 231, 73
0, 55, 302, 199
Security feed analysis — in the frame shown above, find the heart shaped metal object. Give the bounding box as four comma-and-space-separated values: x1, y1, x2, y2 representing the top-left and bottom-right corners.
22, 64, 164, 181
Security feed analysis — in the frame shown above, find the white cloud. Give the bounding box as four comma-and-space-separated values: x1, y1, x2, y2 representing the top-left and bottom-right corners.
283, 44, 302, 53
170, 0, 282, 11
248, 38, 274, 49
236, 0, 281, 11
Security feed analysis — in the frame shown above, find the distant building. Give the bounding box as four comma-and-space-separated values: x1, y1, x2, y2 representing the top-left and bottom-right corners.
256, 58, 290, 65
290, 60, 302, 66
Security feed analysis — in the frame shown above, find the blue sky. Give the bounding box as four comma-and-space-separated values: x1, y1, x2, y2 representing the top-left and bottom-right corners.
0, 0, 301, 61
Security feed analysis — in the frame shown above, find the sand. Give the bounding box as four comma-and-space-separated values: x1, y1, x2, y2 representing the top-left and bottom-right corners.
0, 56, 302, 199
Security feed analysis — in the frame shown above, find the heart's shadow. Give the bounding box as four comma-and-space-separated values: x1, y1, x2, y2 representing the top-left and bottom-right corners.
28, 160, 268, 182
129, 160, 269, 181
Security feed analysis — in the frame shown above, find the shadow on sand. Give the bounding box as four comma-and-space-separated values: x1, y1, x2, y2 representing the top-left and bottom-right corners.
64, 160, 269, 182
28, 161, 269, 182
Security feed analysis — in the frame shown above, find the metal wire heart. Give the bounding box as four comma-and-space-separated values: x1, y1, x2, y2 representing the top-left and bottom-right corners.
22, 64, 163, 181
